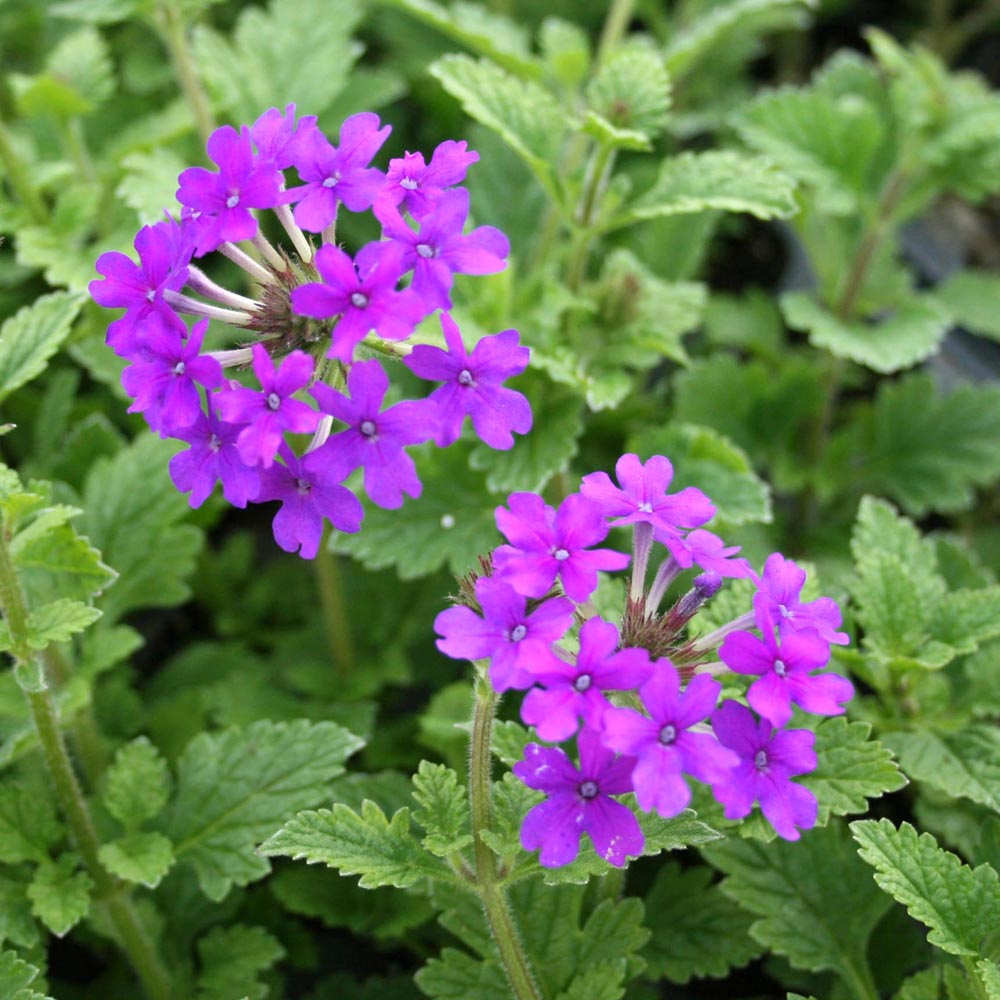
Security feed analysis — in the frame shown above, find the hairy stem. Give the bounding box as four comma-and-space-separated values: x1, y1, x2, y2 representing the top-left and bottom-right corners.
313, 535, 354, 677
155, 1, 216, 146
469, 681, 542, 1000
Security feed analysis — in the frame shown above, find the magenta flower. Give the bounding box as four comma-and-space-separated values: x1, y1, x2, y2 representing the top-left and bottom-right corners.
753, 553, 849, 645
492, 493, 630, 602
291, 242, 425, 361
719, 605, 853, 727
682, 529, 755, 578
250, 104, 317, 170
709, 701, 818, 841
310, 360, 437, 509
378, 140, 479, 218
214, 344, 319, 468
580, 453, 715, 565
376, 187, 509, 311
168, 406, 260, 509
288, 112, 390, 231
121, 316, 222, 433
520, 617, 654, 742
433, 577, 574, 692
255, 444, 364, 559
404, 313, 531, 449
176, 125, 286, 255
514, 728, 643, 868
602, 665, 737, 817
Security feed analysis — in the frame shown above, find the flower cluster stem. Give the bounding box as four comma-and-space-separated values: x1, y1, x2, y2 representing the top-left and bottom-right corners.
155, 1, 216, 146
0, 532, 174, 1000
469, 681, 543, 1000
313, 533, 354, 676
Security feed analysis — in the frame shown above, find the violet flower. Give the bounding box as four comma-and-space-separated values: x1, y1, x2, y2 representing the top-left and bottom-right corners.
710, 701, 818, 841
378, 140, 479, 218
250, 104, 317, 170
754, 553, 850, 645
514, 728, 644, 868
404, 313, 531, 449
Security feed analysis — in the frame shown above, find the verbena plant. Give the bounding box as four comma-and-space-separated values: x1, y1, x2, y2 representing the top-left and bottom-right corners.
0, 1, 999, 998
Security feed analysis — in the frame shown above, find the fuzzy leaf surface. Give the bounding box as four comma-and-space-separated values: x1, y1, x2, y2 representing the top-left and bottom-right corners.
411, 762, 473, 857
103, 736, 172, 828
0, 785, 62, 864
0, 950, 53, 1000
27, 857, 92, 937
98, 832, 174, 888
195, 924, 285, 1000
24, 599, 101, 649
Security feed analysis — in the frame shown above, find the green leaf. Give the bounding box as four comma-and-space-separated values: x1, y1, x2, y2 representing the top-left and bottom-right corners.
430, 54, 572, 204
0, 784, 62, 864
851, 819, 1000, 957
103, 736, 172, 829
98, 832, 174, 888
46, 27, 114, 110
411, 762, 473, 857
833, 375, 1000, 516
166, 719, 364, 900
0, 292, 85, 404
586, 39, 670, 141
24, 599, 101, 649
642, 861, 762, 983
0, 950, 54, 1000
937, 270, 1000, 343
539, 17, 590, 90
704, 823, 891, 984
609, 151, 797, 231
884, 727, 1000, 814
978, 960, 1000, 999
0, 877, 39, 950
192, 0, 363, 124
27, 856, 92, 937
196, 924, 285, 1000
804, 718, 907, 822
781, 292, 950, 374
468, 378, 583, 492
260, 800, 449, 888
115, 149, 188, 225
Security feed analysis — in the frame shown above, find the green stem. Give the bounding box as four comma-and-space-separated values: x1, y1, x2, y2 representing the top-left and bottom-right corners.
566, 141, 617, 291
961, 957, 991, 1000
155, 1, 216, 146
61, 118, 97, 185
313, 534, 354, 677
842, 954, 880, 1000
595, 0, 637, 67
0, 119, 46, 224
469, 681, 543, 1000
0, 533, 174, 1000
44, 645, 109, 786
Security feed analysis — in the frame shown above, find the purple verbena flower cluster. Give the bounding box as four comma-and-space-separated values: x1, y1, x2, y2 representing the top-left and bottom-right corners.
90, 108, 532, 559
434, 453, 853, 867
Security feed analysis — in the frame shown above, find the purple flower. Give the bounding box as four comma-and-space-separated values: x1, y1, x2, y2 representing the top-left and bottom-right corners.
214, 344, 319, 468
291, 242, 425, 361
682, 529, 754, 578
709, 701, 818, 841
602, 665, 737, 817
492, 493, 630, 603
719, 604, 853, 727
310, 360, 437, 509
251, 104, 318, 170
90, 219, 191, 355
580, 453, 715, 565
288, 112, 390, 232
255, 444, 364, 559
121, 316, 222, 433
754, 553, 849, 645
176, 125, 286, 255
376, 188, 509, 311
404, 313, 531, 449
514, 728, 643, 868
168, 406, 260, 509
378, 140, 479, 218
520, 617, 654, 742
433, 577, 574, 692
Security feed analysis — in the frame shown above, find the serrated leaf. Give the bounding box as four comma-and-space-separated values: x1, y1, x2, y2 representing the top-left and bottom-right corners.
609, 151, 797, 231
978, 960, 1000, 999
704, 822, 891, 983
586, 40, 670, 140
804, 718, 907, 822
46, 27, 114, 110
782, 292, 949, 374
430, 54, 571, 204
0, 292, 85, 404
0, 877, 39, 951
851, 819, 1000, 957
884, 728, 1000, 814
835, 375, 1000, 516
642, 861, 762, 982
0, 950, 53, 1000
103, 736, 171, 828
116, 149, 188, 226
24, 599, 101, 649
330, 446, 498, 580
192, 0, 363, 124
469, 379, 583, 493
27, 856, 92, 937
166, 719, 364, 900
411, 762, 473, 857
98, 832, 174, 888
937, 270, 1000, 343
0, 785, 62, 864
196, 924, 285, 1000
260, 800, 448, 888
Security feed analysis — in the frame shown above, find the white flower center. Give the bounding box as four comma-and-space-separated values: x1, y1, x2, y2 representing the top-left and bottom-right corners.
400, 178, 419, 190
553, 548, 570, 561
509, 624, 527, 642
172, 361, 186, 376
226, 194, 240, 208
416, 243, 436, 259
351, 292, 369, 309
574, 674, 592, 693
208, 434, 221, 453
296, 478, 312, 496
638, 501, 653, 513
457, 369, 474, 386
754, 750, 769, 771
323, 174, 340, 188
360, 419, 377, 437
773, 658, 787, 677
266, 392, 281, 411
659, 724, 677, 745
578, 780, 599, 800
